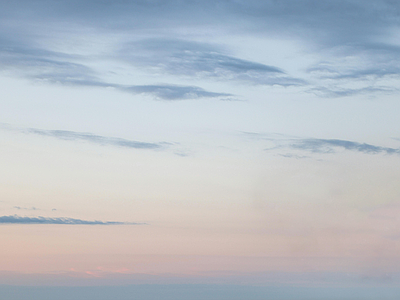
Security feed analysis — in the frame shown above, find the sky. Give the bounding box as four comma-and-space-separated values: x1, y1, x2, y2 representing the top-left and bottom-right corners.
1, 0, 400, 299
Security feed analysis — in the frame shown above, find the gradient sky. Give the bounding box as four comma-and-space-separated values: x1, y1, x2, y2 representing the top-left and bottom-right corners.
1, 0, 400, 298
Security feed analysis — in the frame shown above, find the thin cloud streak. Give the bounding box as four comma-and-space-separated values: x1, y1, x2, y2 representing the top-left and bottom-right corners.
53, 79, 231, 100
245, 132, 400, 156
121, 84, 233, 100
288, 138, 400, 155
0, 215, 144, 225
308, 86, 397, 98
25, 128, 164, 150
0, 124, 192, 155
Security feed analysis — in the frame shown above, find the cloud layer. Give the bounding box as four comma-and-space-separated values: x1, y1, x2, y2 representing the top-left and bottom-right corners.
3, 0, 400, 97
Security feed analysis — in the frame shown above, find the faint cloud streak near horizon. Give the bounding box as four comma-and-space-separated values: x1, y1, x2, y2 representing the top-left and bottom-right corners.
0, 215, 145, 225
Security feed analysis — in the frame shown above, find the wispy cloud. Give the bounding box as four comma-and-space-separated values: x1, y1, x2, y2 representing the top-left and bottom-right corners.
1, 124, 192, 155
52, 79, 231, 100
308, 86, 396, 98
14, 206, 38, 211
120, 84, 233, 100
122, 39, 304, 86
306, 43, 400, 97
0, 37, 232, 100
0, 215, 143, 225
286, 138, 400, 155
245, 133, 400, 157
0, 38, 99, 85
25, 128, 164, 150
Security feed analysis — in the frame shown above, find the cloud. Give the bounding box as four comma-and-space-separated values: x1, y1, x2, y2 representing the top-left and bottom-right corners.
25, 128, 164, 150
56, 80, 232, 100
122, 39, 304, 86
0, 39, 231, 100
0, 215, 143, 225
246, 133, 400, 156
14, 206, 38, 211
287, 138, 400, 155
1, 124, 192, 155
51, 79, 231, 100
121, 84, 233, 100
278, 153, 310, 159
0, 37, 98, 84
308, 58, 400, 81
306, 43, 400, 96
308, 86, 397, 98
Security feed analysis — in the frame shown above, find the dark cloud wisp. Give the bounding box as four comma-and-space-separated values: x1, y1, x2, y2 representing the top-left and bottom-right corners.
0, 215, 143, 225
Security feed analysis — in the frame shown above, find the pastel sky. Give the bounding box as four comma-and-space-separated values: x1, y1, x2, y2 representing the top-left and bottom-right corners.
1, 0, 400, 298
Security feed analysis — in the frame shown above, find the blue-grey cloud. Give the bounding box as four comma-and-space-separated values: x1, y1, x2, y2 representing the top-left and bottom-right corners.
0, 39, 231, 100
51, 79, 231, 100
122, 39, 304, 86
278, 153, 310, 159
308, 59, 400, 81
287, 138, 400, 155
25, 128, 163, 150
50, 79, 232, 100
1, 124, 193, 156
308, 86, 397, 98
129, 39, 282, 74
0, 215, 142, 225
246, 133, 400, 156
306, 42, 400, 94
0, 37, 98, 83
121, 84, 233, 100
